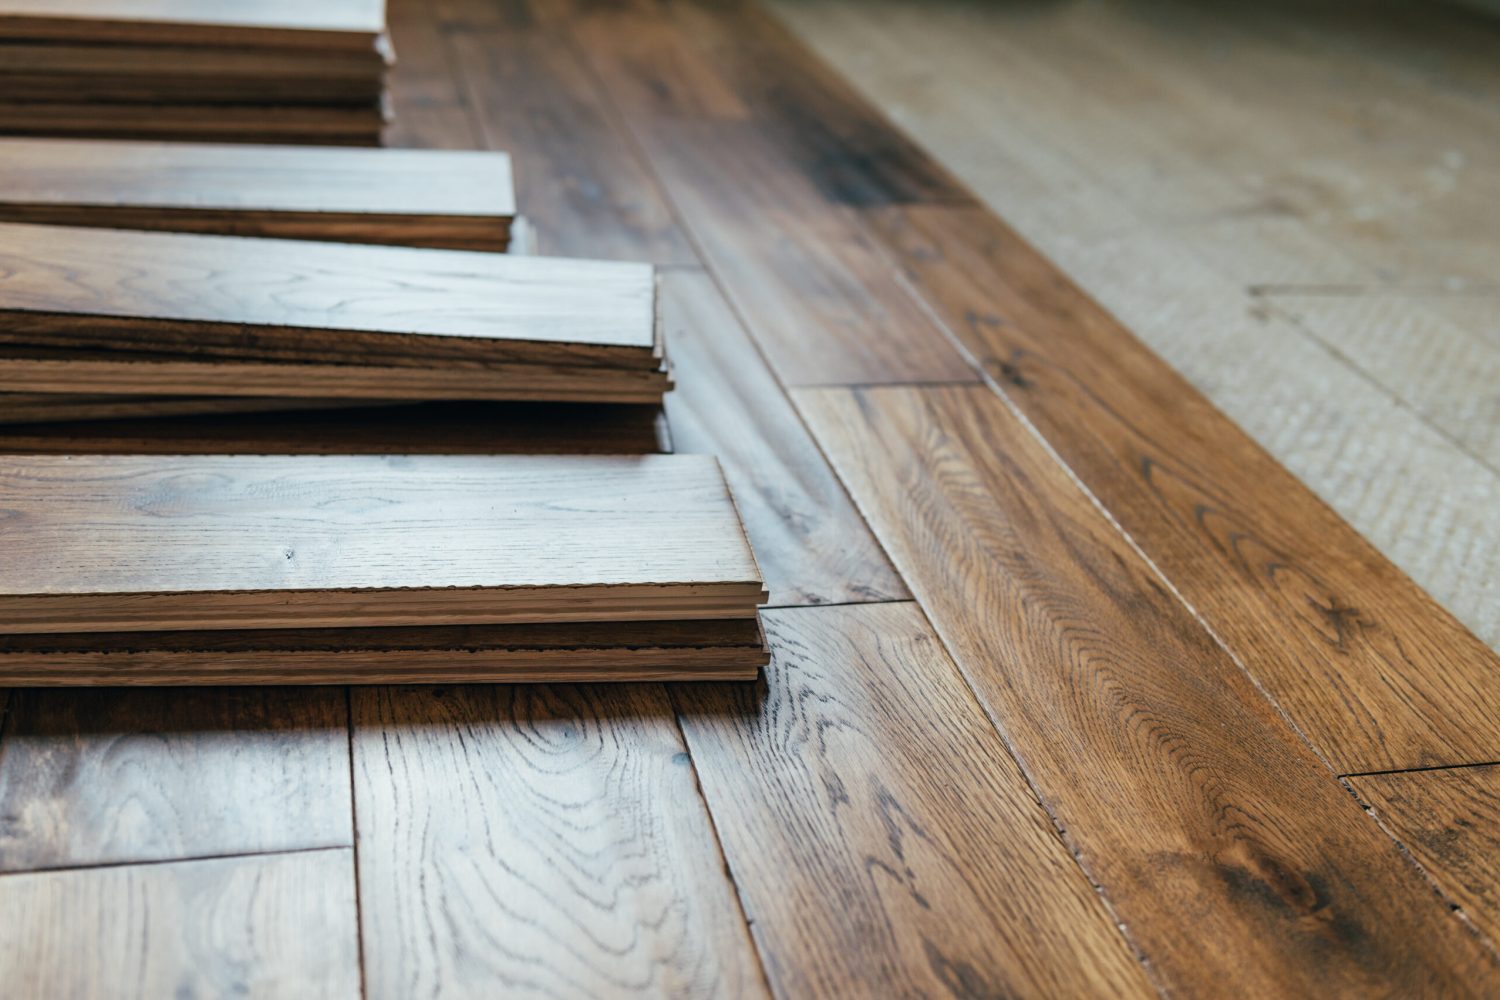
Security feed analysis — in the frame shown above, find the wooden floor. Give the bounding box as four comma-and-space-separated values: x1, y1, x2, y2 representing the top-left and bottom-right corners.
2, 0, 1499, 996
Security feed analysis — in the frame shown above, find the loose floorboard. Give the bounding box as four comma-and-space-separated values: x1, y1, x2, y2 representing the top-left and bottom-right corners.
0, 223, 658, 370
0, 453, 763, 633
0, 620, 767, 686
796, 384, 1500, 996
352, 683, 768, 998
0, 687, 350, 869
1350, 765, 1500, 950
0, 140, 514, 250
674, 603, 1154, 998
0, 850, 361, 1000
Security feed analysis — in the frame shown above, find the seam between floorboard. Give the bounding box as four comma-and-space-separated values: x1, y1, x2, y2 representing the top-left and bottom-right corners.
344, 686, 370, 1000
1342, 759, 1500, 780
0, 843, 352, 880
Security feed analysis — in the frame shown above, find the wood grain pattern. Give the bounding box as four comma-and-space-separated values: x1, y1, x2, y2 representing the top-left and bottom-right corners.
382, 0, 476, 149
660, 271, 906, 606
0, 400, 670, 455
0, 687, 349, 868
0, 849, 361, 999
0, 101, 387, 140
0, 454, 763, 632
0, 619, 766, 686
0, 223, 657, 369
796, 384, 1500, 996
674, 602, 1154, 998
1350, 765, 1500, 949
0, 392, 386, 423
0, 140, 512, 250
563, 4, 977, 385
353, 683, 767, 998
449, 26, 698, 265
0, 0, 385, 50
867, 204, 1500, 773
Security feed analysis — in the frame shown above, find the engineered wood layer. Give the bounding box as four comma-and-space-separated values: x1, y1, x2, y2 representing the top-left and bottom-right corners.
0, 0, 385, 50
0, 223, 658, 369
0, 453, 764, 632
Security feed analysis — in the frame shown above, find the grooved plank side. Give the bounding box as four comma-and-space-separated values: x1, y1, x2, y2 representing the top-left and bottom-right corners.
352, 683, 767, 999
674, 603, 1155, 999
796, 384, 1500, 997
0, 688, 350, 870
866, 203, 1500, 773
660, 271, 907, 606
1350, 765, 1500, 950
0, 849, 361, 999
449, 26, 697, 265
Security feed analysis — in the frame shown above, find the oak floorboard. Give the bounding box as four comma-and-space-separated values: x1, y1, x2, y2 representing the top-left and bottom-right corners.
0, 687, 350, 870
384, 0, 480, 150
866, 204, 1500, 774
0, 848, 361, 999
449, 26, 697, 265
1350, 765, 1500, 951
660, 271, 906, 606
352, 683, 767, 999
674, 602, 1154, 998
796, 384, 1500, 996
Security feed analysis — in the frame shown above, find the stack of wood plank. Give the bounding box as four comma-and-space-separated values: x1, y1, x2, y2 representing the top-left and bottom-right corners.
0, 454, 768, 683
0, 0, 391, 144
0, 219, 671, 415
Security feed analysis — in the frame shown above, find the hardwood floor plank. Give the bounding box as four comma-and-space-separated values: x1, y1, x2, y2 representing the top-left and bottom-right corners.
449, 26, 697, 265
384, 0, 480, 150
563, 4, 977, 385
0, 454, 762, 633
660, 271, 906, 606
865, 203, 1500, 774
1350, 765, 1500, 950
674, 602, 1154, 998
0, 687, 350, 870
0, 849, 361, 999
0, 0, 385, 50
795, 384, 1500, 996
352, 683, 767, 998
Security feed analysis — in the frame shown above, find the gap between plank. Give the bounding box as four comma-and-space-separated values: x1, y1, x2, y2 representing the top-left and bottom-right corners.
1342, 758, 1500, 780
344, 685, 370, 1000
0, 843, 351, 880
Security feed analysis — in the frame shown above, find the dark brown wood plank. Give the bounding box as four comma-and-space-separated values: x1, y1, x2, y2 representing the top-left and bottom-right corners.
674, 602, 1155, 998
867, 204, 1500, 773
385, 0, 478, 150
0, 687, 349, 870
565, 5, 977, 385
0, 619, 766, 686
353, 682, 768, 997
1350, 765, 1500, 949
796, 384, 1500, 996
660, 270, 906, 606
0, 849, 361, 998
0, 400, 669, 455
449, 26, 697, 264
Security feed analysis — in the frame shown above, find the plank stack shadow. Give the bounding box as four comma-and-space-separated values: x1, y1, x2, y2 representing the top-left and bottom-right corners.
0, 453, 769, 684
0, 0, 391, 144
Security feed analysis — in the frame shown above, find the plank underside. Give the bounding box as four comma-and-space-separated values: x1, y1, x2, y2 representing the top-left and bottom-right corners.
0, 453, 764, 632
0, 619, 768, 684
0, 222, 658, 369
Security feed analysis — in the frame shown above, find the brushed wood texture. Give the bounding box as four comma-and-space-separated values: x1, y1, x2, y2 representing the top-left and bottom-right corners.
0, 400, 670, 455
0, 223, 657, 369
0, 0, 385, 50
353, 683, 768, 998
0, 140, 512, 247
1350, 765, 1500, 950
660, 271, 906, 606
0, 619, 767, 685
450, 27, 698, 265
0, 850, 361, 999
675, 602, 1154, 998
797, 384, 1500, 996
868, 203, 1500, 774
0, 454, 763, 632
0, 687, 349, 868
